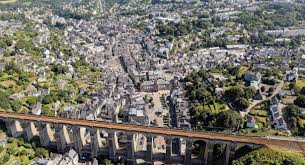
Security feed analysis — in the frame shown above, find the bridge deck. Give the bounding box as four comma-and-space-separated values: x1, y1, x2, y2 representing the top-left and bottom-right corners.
0, 112, 304, 152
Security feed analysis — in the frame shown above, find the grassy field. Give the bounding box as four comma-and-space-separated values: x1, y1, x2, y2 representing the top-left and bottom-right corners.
239, 66, 249, 75
224, 21, 237, 28
295, 79, 305, 89
249, 109, 268, 117
240, 128, 289, 137
204, 102, 226, 114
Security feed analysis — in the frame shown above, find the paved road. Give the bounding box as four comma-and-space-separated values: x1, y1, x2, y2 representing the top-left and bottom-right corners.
0, 112, 304, 152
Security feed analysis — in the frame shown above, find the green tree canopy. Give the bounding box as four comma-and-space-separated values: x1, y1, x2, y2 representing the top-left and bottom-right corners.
224, 86, 245, 102
215, 111, 243, 129
235, 98, 250, 111
233, 147, 305, 165
245, 87, 256, 99
294, 95, 305, 108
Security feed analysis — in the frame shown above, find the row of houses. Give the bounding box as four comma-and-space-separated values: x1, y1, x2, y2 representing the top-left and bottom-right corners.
170, 88, 191, 129
140, 79, 171, 92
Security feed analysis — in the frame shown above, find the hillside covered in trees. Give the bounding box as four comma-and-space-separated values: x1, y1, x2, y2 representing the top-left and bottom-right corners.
233, 147, 305, 165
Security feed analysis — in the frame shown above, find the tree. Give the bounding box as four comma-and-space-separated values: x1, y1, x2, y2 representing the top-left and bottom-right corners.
265, 69, 272, 77
42, 95, 53, 104
20, 156, 31, 164
262, 78, 277, 85
101, 159, 114, 165
5, 61, 21, 74
30, 136, 41, 146
235, 98, 250, 111
284, 105, 303, 135
294, 95, 305, 108
148, 97, 153, 103
42, 104, 52, 116
0, 39, 8, 48
76, 95, 86, 104
215, 111, 243, 129
239, 37, 248, 44
193, 105, 214, 126
261, 86, 266, 92
15, 39, 32, 50
227, 66, 241, 76
269, 87, 275, 93
285, 105, 300, 117
300, 87, 305, 95
18, 72, 29, 82
51, 90, 67, 101
224, 86, 245, 102
289, 82, 296, 90
51, 64, 68, 74
26, 97, 38, 106
245, 87, 256, 99
11, 100, 22, 112
35, 148, 49, 158
3, 50, 15, 57
0, 90, 11, 110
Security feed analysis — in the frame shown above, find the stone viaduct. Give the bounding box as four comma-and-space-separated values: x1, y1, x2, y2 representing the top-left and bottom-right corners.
0, 112, 305, 165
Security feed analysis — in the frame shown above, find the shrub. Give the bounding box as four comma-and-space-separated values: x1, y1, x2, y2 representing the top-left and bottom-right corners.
51, 64, 68, 74
10, 100, 22, 112
26, 97, 38, 106
35, 147, 49, 158
42, 95, 53, 104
